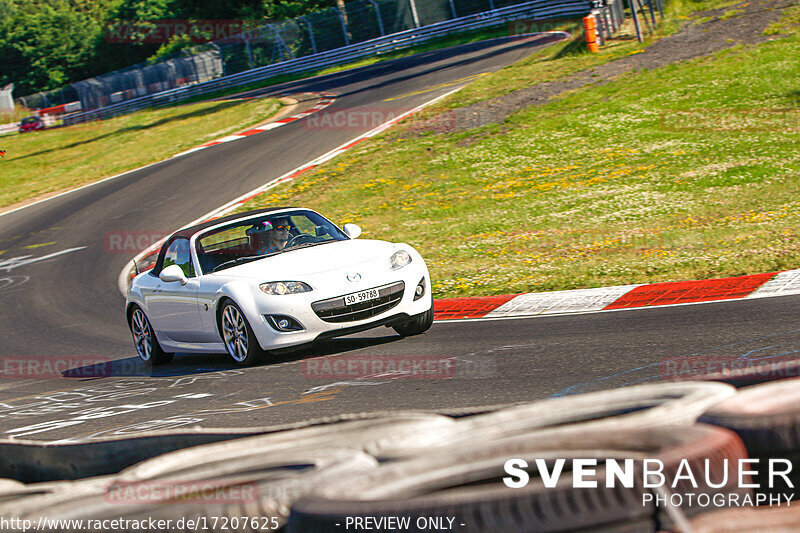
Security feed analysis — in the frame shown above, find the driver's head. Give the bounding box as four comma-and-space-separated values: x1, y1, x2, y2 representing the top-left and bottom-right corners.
268, 218, 291, 247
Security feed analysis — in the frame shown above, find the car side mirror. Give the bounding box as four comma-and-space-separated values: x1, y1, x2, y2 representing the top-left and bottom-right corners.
342, 223, 362, 239
160, 264, 188, 285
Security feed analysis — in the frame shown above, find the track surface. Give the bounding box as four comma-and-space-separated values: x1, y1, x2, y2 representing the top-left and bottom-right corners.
2, 35, 798, 442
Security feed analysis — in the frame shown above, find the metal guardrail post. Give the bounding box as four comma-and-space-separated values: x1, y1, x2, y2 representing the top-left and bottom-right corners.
269, 24, 295, 59
299, 17, 319, 54
243, 36, 255, 69
646, 0, 657, 28
629, 0, 644, 42
336, 7, 351, 45
209, 43, 226, 77
409, 0, 422, 28
365, 0, 386, 35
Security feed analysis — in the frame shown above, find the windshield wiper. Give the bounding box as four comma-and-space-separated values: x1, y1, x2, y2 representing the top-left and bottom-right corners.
212, 253, 276, 273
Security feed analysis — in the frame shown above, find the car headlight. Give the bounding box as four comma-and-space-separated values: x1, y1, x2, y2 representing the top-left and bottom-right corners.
390, 250, 412, 270
259, 281, 312, 295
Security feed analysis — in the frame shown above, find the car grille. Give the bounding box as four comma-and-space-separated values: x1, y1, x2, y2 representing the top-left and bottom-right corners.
312, 282, 405, 323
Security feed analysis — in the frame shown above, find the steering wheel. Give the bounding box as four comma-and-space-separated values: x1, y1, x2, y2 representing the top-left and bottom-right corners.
286, 233, 315, 247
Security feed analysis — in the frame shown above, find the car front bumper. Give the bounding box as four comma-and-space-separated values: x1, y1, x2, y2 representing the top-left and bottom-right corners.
247, 265, 432, 350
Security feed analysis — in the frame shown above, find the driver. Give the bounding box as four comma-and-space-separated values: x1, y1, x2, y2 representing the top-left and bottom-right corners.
257, 217, 291, 254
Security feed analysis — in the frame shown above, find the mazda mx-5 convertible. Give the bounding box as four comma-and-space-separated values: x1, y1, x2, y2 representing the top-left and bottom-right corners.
126, 208, 434, 365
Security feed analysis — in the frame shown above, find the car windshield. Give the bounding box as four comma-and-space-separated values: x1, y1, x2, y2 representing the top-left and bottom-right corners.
196, 210, 348, 273
21, 117, 39, 124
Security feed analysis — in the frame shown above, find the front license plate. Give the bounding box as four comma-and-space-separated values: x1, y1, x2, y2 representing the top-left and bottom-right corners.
344, 288, 380, 306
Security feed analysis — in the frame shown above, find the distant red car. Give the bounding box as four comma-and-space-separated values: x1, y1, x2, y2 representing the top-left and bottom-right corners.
19, 116, 44, 133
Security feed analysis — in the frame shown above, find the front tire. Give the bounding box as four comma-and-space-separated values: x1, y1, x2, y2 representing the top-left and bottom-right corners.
393, 303, 434, 337
129, 306, 173, 365
220, 300, 263, 366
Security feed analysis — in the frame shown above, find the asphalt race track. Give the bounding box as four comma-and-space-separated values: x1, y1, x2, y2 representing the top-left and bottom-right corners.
2, 35, 800, 443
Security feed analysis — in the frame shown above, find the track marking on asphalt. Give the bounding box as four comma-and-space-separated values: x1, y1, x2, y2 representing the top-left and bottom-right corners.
383, 73, 489, 102
46, 390, 344, 442
0, 275, 29, 293
22, 242, 56, 249
0, 247, 86, 272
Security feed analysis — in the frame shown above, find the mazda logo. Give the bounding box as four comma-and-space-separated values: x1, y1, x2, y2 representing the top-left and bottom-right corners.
346, 273, 362, 282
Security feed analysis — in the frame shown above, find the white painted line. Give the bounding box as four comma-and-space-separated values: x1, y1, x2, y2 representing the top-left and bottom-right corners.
0, 247, 88, 272
256, 123, 283, 130
214, 135, 245, 143
171, 147, 207, 158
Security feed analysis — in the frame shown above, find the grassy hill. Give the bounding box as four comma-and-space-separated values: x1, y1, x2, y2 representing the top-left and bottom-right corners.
240, 0, 800, 298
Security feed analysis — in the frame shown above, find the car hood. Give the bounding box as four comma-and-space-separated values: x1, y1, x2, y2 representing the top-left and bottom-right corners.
216, 239, 397, 279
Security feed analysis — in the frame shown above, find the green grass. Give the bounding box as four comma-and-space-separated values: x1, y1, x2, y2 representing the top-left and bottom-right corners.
765, 1, 800, 34
238, 4, 800, 298
719, 8, 743, 20
0, 98, 282, 209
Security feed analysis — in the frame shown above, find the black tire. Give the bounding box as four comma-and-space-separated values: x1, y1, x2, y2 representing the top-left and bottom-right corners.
687, 505, 800, 532
287, 425, 748, 533
380, 381, 736, 458
393, 301, 434, 337
128, 306, 173, 365
219, 299, 264, 366
699, 377, 800, 496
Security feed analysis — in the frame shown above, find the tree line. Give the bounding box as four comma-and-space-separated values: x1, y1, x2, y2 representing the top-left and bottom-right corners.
0, 0, 338, 97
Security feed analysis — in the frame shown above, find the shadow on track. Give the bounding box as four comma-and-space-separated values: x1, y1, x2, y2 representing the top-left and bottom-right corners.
61, 334, 403, 379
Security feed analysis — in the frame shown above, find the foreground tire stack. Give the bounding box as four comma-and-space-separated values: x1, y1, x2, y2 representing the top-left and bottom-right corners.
288, 425, 748, 532
2, 377, 800, 532
699, 378, 800, 499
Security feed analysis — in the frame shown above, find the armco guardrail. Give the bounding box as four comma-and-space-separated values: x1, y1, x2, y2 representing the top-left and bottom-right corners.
64, 0, 590, 125
0, 123, 16, 135
591, 0, 625, 45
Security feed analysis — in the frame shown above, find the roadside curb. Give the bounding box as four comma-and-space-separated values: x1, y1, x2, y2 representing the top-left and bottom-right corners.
171, 92, 336, 158
433, 270, 800, 321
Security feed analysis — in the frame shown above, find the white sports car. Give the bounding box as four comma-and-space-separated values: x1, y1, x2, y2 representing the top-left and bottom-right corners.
126, 208, 434, 365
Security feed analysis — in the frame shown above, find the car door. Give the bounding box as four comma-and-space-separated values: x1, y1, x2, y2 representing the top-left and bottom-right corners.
145, 237, 204, 343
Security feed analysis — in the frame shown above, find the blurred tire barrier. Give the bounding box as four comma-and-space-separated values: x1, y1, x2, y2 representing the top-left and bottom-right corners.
0, 411, 451, 483
115, 414, 454, 481
380, 382, 736, 458
0, 431, 267, 483
0, 383, 771, 532
0, 475, 120, 527
6, 415, 452, 531
684, 504, 800, 532
699, 377, 800, 499
287, 425, 748, 532
24, 449, 379, 533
